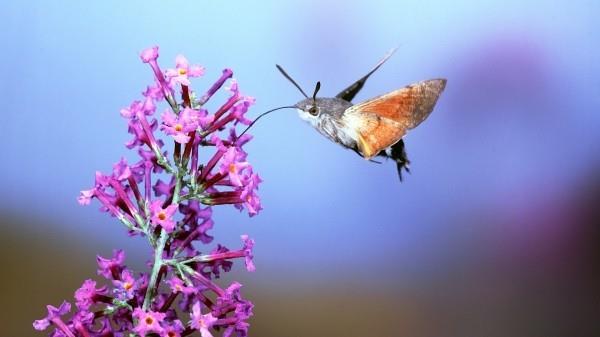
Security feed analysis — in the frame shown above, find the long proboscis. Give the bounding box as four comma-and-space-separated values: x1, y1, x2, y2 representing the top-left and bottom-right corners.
236, 105, 297, 141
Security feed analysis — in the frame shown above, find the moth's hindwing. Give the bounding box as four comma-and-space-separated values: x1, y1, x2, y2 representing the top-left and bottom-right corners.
343, 79, 446, 159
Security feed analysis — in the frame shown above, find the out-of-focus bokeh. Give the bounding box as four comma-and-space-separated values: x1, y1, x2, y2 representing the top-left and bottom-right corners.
1, 0, 599, 336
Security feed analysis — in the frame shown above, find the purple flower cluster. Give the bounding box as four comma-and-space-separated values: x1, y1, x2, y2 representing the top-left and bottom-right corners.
34, 46, 261, 337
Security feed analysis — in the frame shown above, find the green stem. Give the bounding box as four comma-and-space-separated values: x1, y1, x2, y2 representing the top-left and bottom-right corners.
153, 147, 175, 175
143, 230, 167, 310
166, 94, 179, 114
171, 170, 183, 205
141, 169, 184, 310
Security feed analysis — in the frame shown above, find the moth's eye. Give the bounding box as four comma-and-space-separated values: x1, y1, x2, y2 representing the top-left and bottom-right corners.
308, 106, 319, 116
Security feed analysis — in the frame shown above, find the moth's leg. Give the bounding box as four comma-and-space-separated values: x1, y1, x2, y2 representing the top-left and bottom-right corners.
352, 147, 382, 163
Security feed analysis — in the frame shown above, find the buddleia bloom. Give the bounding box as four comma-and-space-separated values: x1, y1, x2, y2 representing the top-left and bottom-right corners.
35, 46, 261, 337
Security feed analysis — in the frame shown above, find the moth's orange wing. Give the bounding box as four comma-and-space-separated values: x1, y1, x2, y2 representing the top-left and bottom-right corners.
347, 114, 406, 159
343, 79, 446, 159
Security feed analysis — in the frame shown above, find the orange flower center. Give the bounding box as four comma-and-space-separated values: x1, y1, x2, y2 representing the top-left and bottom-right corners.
229, 163, 237, 174
174, 124, 183, 132
158, 211, 167, 221
178, 68, 187, 75
145, 316, 154, 325
124, 282, 133, 290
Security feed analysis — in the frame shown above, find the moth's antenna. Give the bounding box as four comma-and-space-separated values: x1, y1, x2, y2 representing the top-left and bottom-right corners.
312, 81, 321, 104
276, 64, 308, 98
308, 81, 321, 114
236, 105, 297, 141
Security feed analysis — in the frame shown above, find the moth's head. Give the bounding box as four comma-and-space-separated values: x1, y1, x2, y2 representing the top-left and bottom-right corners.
275, 64, 323, 122
295, 96, 322, 122
295, 81, 322, 124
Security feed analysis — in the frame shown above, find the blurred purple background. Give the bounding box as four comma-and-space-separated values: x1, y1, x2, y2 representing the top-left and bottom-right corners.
1, 0, 599, 336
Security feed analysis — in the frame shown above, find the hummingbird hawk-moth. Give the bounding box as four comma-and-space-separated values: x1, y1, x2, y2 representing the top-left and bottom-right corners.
240, 49, 446, 181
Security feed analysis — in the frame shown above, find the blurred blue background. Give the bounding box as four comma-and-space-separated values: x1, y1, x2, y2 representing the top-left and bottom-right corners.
1, 1, 599, 336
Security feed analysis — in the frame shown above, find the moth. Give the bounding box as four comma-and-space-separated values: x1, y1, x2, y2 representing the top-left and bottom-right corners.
240, 49, 446, 180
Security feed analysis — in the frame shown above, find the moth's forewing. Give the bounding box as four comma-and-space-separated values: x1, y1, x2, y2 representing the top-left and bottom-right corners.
336, 48, 398, 102
343, 79, 446, 159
